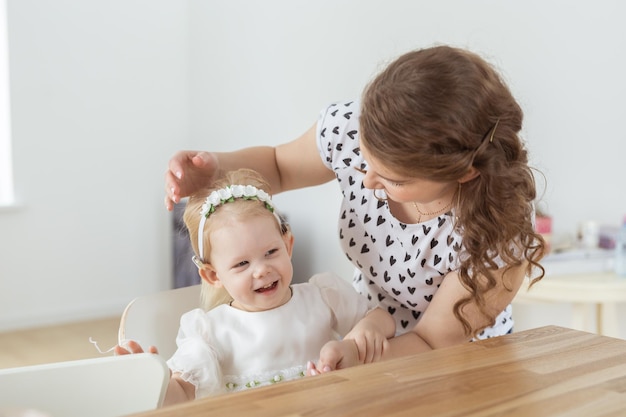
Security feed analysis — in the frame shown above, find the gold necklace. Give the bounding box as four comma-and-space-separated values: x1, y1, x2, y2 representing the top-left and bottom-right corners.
412, 199, 454, 223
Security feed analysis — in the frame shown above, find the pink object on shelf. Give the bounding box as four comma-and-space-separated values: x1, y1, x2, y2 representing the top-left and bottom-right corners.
535, 215, 552, 252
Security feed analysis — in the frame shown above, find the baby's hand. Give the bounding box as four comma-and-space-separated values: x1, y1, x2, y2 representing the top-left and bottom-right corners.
114, 340, 159, 356
306, 360, 333, 376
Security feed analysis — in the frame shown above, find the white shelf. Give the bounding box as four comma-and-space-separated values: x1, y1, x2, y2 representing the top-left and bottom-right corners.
542, 248, 615, 276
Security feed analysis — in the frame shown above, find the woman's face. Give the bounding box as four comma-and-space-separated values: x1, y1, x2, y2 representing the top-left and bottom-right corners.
206, 214, 294, 312
359, 141, 457, 205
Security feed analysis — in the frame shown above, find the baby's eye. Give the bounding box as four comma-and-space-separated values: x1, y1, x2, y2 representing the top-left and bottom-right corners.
233, 260, 249, 269
266, 248, 279, 257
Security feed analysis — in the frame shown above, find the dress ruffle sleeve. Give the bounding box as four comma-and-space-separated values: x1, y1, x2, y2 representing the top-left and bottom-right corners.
166, 308, 225, 398
308, 272, 370, 337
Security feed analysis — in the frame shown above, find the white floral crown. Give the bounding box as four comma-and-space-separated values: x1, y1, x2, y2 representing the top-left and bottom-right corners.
193, 184, 282, 267
200, 185, 274, 218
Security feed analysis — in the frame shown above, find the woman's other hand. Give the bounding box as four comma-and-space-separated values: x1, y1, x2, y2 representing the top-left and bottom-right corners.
309, 339, 360, 375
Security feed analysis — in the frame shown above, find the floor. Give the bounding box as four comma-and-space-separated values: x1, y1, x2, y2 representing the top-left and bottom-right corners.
0, 316, 121, 369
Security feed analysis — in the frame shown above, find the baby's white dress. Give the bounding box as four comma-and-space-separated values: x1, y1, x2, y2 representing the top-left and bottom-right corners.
167, 272, 370, 398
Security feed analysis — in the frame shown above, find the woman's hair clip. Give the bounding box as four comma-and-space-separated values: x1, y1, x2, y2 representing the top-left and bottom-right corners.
489, 118, 500, 143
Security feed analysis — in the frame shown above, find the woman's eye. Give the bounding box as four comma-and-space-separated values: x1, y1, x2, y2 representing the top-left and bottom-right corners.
384, 178, 405, 187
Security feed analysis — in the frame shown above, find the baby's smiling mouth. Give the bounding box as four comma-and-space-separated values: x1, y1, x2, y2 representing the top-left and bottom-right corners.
255, 281, 278, 293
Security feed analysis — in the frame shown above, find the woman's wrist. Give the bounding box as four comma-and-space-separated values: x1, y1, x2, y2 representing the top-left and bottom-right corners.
349, 338, 363, 365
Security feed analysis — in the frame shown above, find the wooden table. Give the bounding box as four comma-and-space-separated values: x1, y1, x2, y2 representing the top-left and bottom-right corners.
128, 326, 626, 417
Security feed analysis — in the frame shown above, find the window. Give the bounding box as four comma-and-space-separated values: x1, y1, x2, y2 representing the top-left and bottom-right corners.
0, 0, 14, 206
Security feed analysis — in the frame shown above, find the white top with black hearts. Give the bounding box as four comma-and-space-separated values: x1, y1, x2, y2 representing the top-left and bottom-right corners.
316, 100, 513, 338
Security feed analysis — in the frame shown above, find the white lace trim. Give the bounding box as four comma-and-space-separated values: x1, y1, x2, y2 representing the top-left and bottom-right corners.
223, 364, 308, 392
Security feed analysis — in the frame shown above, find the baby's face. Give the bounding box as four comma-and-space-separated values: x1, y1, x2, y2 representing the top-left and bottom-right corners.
208, 214, 294, 312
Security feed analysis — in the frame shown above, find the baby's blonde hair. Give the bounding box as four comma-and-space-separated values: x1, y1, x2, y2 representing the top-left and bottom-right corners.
183, 168, 289, 310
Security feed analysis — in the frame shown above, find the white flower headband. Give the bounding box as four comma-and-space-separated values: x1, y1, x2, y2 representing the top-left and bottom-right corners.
192, 184, 282, 267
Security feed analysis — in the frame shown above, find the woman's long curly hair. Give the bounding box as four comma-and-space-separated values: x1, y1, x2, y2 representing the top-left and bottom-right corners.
360, 45, 545, 336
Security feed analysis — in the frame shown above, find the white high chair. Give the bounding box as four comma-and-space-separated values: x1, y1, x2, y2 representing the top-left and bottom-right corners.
118, 284, 202, 360
0, 353, 169, 417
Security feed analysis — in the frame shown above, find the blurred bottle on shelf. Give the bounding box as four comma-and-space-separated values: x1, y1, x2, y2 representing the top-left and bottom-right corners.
615, 216, 626, 277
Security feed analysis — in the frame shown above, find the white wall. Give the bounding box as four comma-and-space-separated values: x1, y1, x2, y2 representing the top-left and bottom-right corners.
0, 0, 189, 331
1, 0, 625, 335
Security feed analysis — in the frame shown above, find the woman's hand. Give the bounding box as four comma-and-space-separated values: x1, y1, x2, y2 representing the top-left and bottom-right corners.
164, 150, 219, 211
343, 321, 391, 364
309, 339, 360, 375
342, 307, 396, 364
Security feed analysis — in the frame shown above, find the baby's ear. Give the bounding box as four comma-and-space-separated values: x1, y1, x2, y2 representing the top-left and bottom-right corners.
283, 231, 295, 257
198, 264, 223, 288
